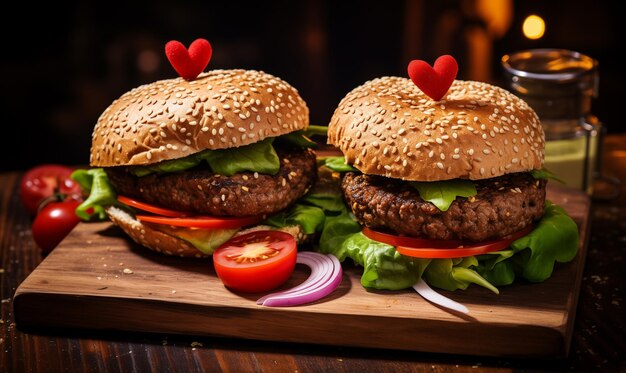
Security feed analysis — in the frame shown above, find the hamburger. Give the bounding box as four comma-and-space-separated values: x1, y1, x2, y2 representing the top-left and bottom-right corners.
319, 76, 579, 296
73, 69, 318, 257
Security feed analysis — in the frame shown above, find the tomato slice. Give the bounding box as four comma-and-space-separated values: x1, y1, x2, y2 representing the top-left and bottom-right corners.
118, 195, 188, 217
136, 214, 263, 229
364, 226, 533, 259
213, 230, 297, 293
363, 227, 462, 248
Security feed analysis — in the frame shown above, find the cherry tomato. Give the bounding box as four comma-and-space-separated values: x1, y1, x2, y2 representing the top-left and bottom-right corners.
20, 164, 82, 214
136, 214, 263, 229
213, 230, 297, 293
31, 200, 82, 255
118, 195, 188, 217
363, 226, 533, 259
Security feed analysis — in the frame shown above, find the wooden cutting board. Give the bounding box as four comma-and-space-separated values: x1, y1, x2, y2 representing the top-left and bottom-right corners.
13, 184, 590, 358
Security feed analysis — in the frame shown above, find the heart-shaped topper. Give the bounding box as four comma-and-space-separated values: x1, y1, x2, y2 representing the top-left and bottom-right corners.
165, 38, 212, 81
407, 55, 458, 101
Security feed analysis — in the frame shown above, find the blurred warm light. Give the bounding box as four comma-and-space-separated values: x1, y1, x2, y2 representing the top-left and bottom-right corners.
138, 49, 160, 73
523, 15, 545, 40
475, 0, 513, 38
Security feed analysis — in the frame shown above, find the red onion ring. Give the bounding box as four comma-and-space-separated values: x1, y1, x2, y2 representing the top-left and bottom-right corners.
256, 252, 342, 307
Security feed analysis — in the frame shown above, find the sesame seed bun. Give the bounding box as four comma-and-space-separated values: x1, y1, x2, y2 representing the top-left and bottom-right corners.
328, 78, 544, 181
90, 69, 309, 167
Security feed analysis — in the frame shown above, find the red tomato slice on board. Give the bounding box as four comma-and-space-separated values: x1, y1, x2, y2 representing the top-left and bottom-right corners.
117, 195, 188, 217
136, 214, 263, 229
20, 164, 82, 214
213, 230, 297, 293
362, 227, 463, 248
363, 226, 533, 259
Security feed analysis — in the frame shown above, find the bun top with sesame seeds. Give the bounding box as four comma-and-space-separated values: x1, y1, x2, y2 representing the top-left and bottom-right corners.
328, 77, 544, 181
90, 69, 309, 167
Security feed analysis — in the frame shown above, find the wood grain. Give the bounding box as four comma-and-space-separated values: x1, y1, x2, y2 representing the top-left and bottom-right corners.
12, 184, 590, 358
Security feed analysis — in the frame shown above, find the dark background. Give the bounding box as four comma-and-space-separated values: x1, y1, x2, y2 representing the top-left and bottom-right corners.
1, 0, 621, 171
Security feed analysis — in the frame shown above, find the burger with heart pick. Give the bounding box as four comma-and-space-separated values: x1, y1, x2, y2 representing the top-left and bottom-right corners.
317, 55, 579, 311
72, 38, 323, 259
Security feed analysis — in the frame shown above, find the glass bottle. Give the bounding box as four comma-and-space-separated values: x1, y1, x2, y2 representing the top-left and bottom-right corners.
501, 49, 600, 194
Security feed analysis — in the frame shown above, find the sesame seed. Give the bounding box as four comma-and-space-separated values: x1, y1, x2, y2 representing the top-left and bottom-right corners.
436, 162, 444, 169
241, 186, 249, 192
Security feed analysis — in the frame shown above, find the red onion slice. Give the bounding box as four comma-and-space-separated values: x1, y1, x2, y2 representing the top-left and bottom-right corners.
413, 278, 469, 314
257, 252, 342, 307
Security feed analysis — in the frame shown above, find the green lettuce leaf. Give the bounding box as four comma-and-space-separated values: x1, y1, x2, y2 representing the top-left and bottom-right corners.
424, 257, 499, 294
322, 156, 359, 173
153, 225, 238, 255
318, 209, 362, 259
474, 250, 517, 286
509, 201, 579, 282
202, 138, 279, 176
264, 204, 326, 235
340, 232, 430, 290
71, 168, 119, 220
131, 138, 280, 177
409, 179, 477, 211
301, 192, 345, 212
132, 155, 201, 177
531, 168, 565, 184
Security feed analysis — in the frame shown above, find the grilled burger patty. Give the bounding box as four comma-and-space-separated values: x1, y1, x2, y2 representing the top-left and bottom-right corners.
106, 147, 317, 217
342, 172, 546, 242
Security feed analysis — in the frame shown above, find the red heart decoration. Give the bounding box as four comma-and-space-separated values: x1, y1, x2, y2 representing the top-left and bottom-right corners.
407, 55, 458, 101
165, 38, 212, 80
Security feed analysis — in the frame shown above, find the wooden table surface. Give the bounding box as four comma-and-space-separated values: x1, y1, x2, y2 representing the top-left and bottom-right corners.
2, 135, 625, 372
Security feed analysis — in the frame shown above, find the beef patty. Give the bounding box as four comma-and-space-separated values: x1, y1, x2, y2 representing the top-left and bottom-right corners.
106, 147, 317, 217
342, 172, 546, 242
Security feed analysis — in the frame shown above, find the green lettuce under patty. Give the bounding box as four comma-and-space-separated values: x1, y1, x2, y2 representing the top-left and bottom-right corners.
313, 165, 579, 292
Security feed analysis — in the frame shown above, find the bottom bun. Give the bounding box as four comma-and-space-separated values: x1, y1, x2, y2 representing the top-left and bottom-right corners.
106, 206, 208, 258
106, 207, 308, 258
